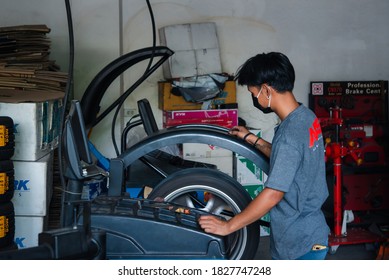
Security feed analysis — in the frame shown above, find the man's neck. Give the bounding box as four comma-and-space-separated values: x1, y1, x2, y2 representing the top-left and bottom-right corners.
274, 91, 300, 121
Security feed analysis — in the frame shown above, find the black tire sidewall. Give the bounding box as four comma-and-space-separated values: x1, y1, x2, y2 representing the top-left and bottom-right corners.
0, 201, 15, 249
0, 160, 15, 203
0, 117, 15, 161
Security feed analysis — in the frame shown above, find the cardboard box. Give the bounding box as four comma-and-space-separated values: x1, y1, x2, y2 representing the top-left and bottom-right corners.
183, 142, 234, 176
236, 157, 265, 185
235, 130, 265, 184
183, 155, 234, 177
0, 90, 64, 161
183, 143, 234, 158
14, 215, 47, 248
163, 108, 238, 129
236, 130, 269, 236
243, 183, 270, 236
12, 152, 53, 216
158, 80, 237, 111
159, 22, 222, 79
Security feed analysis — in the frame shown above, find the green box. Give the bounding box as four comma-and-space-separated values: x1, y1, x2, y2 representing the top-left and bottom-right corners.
244, 184, 264, 199
243, 184, 270, 236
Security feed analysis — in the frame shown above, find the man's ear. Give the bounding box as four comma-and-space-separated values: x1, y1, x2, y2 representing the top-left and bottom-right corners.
264, 85, 272, 99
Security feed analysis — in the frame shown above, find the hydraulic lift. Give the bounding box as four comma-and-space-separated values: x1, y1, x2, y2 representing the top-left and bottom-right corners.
321, 107, 387, 254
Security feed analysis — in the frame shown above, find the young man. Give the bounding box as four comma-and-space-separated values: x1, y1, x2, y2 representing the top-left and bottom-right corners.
198, 52, 330, 260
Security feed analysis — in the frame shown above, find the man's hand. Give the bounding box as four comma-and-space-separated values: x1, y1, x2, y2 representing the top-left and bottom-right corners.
198, 215, 231, 236
228, 125, 250, 139
199, 188, 283, 237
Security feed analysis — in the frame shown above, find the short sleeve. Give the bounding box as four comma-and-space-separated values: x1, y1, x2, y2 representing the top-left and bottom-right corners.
265, 142, 302, 192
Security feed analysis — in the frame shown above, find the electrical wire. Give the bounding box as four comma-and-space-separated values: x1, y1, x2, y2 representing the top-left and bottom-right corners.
144, 0, 157, 74
59, 0, 75, 227
111, 0, 157, 156
59, 1, 159, 225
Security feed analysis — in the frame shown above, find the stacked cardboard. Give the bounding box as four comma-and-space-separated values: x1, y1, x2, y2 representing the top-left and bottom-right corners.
0, 24, 67, 93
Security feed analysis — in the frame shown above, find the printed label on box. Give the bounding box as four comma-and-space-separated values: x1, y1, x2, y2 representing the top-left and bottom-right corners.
163, 109, 238, 129
14, 216, 46, 248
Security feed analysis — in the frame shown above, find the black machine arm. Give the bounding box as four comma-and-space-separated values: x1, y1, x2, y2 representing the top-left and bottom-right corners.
80, 46, 173, 128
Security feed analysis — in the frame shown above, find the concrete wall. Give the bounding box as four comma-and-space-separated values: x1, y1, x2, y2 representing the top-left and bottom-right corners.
1, 0, 388, 157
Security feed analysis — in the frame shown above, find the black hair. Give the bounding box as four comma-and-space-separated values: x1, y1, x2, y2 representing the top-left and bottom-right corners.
234, 52, 295, 92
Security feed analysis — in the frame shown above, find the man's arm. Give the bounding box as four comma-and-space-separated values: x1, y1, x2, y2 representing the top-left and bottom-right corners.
229, 126, 272, 158
248, 135, 272, 158
198, 187, 284, 236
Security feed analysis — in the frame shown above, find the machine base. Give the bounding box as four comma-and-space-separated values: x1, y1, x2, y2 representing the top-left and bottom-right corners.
81, 196, 227, 259
328, 227, 386, 254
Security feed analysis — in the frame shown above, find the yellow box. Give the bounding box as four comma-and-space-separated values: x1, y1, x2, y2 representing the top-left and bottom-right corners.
158, 80, 237, 111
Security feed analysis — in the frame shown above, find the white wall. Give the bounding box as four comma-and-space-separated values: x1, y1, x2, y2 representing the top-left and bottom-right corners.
1, 0, 388, 157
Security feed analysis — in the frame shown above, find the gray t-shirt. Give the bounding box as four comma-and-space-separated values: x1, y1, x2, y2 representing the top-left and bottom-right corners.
265, 104, 330, 260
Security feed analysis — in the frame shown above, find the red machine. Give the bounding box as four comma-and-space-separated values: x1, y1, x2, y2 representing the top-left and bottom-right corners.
320, 107, 388, 251
310, 81, 389, 252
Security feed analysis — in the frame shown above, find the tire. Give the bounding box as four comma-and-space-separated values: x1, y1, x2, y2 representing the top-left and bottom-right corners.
0, 117, 15, 160
148, 168, 260, 260
0, 160, 15, 203
0, 201, 15, 249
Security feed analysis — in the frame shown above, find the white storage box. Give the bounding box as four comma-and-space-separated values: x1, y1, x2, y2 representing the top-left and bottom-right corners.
236, 156, 265, 185
0, 90, 63, 161
159, 22, 222, 79
12, 152, 54, 216
235, 130, 265, 185
182, 143, 233, 158
14, 215, 47, 248
243, 183, 270, 236
235, 130, 269, 236
183, 156, 233, 177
